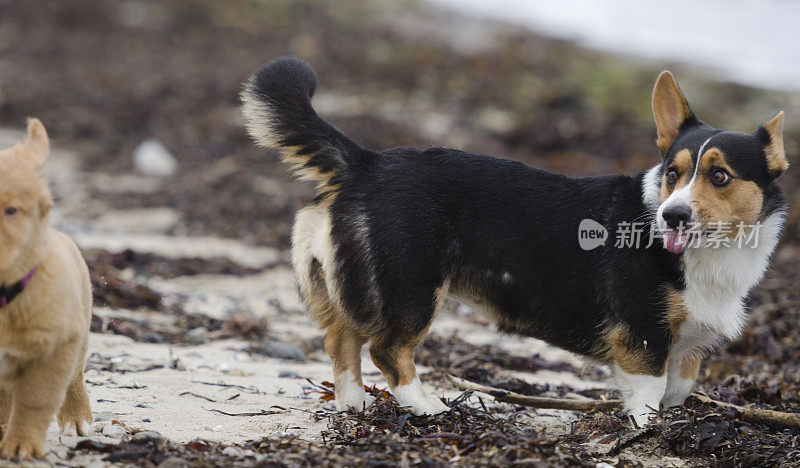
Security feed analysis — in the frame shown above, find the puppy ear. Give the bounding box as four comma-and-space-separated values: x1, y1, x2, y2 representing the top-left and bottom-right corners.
652, 71, 696, 155
38, 185, 53, 218
25, 117, 50, 170
759, 111, 788, 178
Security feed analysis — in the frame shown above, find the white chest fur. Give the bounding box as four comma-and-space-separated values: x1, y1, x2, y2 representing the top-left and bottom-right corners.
675, 211, 784, 354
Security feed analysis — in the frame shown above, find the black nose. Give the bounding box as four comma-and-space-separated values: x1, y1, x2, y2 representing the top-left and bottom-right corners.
662, 205, 692, 230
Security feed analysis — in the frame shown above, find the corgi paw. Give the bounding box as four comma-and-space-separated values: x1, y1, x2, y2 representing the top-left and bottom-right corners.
408, 394, 450, 416
392, 378, 450, 416
627, 406, 658, 428
336, 391, 375, 412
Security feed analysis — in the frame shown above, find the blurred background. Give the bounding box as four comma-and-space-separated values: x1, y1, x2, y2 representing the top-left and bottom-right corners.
1, 1, 799, 464
1, 0, 798, 247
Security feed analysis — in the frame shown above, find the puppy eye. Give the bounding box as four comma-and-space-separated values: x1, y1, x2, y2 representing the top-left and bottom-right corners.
710, 169, 731, 187
666, 169, 679, 185
3, 207, 17, 216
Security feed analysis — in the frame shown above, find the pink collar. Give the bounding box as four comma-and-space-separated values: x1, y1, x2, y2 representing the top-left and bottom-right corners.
0, 267, 36, 307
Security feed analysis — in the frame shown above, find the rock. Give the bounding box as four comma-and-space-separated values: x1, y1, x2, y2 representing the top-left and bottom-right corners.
95, 411, 117, 422
102, 424, 127, 439
141, 332, 166, 343
132, 430, 166, 443
221, 447, 243, 457
278, 370, 300, 379
119, 378, 144, 389
133, 139, 178, 177
260, 342, 307, 361
159, 457, 191, 468
187, 327, 208, 344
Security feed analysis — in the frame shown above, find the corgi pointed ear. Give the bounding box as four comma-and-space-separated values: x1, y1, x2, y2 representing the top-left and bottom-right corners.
25, 117, 50, 170
652, 71, 696, 155
761, 111, 788, 177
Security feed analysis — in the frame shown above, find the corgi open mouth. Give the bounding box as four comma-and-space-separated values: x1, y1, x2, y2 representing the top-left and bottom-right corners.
662, 229, 688, 254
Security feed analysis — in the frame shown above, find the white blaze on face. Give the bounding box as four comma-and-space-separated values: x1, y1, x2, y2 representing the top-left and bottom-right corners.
656, 136, 715, 254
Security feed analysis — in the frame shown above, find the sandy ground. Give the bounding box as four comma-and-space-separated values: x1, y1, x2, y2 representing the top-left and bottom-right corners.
0, 128, 612, 465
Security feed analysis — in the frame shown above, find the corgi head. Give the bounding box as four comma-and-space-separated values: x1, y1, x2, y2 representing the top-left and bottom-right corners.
650, 71, 787, 253
0, 118, 53, 270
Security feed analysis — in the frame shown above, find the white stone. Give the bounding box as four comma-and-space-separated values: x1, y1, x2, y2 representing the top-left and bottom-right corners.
133, 139, 178, 177
102, 424, 127, 439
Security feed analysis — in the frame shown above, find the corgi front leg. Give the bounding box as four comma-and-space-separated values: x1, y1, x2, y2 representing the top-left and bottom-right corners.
661, 354, 700, 408
613, 363, 667, 427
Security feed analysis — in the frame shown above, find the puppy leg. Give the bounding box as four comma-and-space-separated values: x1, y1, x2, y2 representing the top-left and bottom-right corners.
0, 389, 10, 435
613, 363, 667, 428
370, 330, 449, 416
324, 319, 374, 412
661, 354, 700, 408
0, 356, 71, 459
57, 367, 92, 437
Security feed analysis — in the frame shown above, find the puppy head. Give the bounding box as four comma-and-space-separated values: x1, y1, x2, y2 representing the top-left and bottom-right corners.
651, 72, 787, 253
0, 118, 53, 269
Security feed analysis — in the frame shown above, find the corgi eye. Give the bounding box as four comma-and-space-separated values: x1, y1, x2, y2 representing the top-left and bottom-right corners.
666, 169, 679, 185
3, 207, 17, 216
710, 168, 731, 187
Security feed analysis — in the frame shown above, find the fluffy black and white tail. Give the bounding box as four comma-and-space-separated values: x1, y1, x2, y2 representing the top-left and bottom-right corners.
241, 57, 366, 196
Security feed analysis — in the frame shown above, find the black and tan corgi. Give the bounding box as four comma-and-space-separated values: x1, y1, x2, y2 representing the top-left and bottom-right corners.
241, 57, 788, 426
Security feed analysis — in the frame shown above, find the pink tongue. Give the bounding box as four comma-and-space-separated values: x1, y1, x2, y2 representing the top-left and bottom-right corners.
663, 230, 687, 254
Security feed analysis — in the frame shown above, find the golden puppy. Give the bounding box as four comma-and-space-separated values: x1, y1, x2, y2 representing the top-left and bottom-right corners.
0, 119, 92, 459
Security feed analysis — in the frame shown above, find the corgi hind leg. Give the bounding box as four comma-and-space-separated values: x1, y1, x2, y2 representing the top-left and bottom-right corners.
324, 318, 374, 411
369, 329, 448, 416
296, 253, 374, 411
368, 290, 449, 416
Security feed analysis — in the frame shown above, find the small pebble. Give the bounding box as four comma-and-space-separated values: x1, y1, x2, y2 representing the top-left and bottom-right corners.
260, 342, 307, 361
211, 425, 224, 432
133, 139, 178, 177
94, 411, 117, 422
278, 370, 300, 379
221, 447, 242, 457
218, 362, 231, 373
132, 430, 166, 443
159, 457, 191, 468
187, 327, 208, 345
120, 379, 142, 388
102, 424, 127, 439
142, 332, 166, 343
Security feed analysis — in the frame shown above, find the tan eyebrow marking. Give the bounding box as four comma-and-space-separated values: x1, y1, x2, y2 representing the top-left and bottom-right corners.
660, 149, 693, 203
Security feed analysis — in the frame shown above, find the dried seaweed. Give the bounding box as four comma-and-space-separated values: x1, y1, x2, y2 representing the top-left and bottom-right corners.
85, 249, 265, 279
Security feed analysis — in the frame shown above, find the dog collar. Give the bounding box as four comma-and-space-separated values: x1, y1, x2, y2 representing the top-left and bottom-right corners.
0, 268, 36, 308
